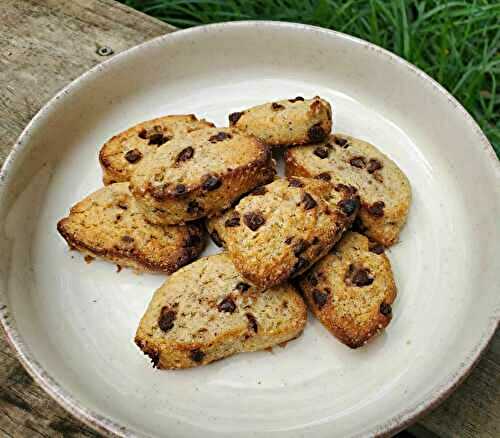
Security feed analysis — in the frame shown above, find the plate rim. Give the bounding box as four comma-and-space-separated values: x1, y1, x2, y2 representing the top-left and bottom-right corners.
0, 20, 498, 438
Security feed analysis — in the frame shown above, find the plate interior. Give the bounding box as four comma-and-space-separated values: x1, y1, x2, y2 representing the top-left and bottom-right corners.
1, 24, 498, 438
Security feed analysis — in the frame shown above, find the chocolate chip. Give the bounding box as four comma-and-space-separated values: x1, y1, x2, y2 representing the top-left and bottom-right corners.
307, 272, 318, 286
352, 216, 367, 233
291, 257, 309, 276
124, 148, 142, 163
138, 129, 148, 139
335, 183, 357, 195
172, 184, 187, 197
210, 229, 224, 247
284, 236, 294, 244
338, 198, 360, 216
209, 131, 232, 143
187, 200, 203, 214
301, 193, 317, 210
121, 235, 134, 243
202, 175, 222, 191
308, 123, 326, 142
367, 158, 383, 173
117, 201, 128, 210
184, 234, 201, 247
251, 186, 267, 196
315, 172, 331, 181
288, 178, 305, 188
312, 290, 329, 309
158, 307, 176, 332
288, 96, 304, 103
244, 212, 265, 231
380, 302, 392, 316
176, 146, 194, 163
350, 156, 366, 168
345, 264, 374, 287
229, 111, 244, 125
148, 133, 168, 146
353, 269, 374, 286
224, 216, 240, 227
294, 239, 310, 256
369, 242, 385, 254
246, 313, 258, 332
236, 282, 250, 292
366, 201, 385, 217
333, 136, 349, 147
313, 146, 329, 159
148, 350, 160, 368
312, 236, 320, 245
190, 349, 205, 363
271, 102, 285, 110
218, 296, 236, 313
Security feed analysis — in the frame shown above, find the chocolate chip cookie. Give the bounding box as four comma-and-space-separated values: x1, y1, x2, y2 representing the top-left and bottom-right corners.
285, 134, 411, 246
228, 96, 332, 147
134, 253, 307, 369
129, 127, 276, 225
298, 232, 397, 348
99, 114, 214, 185
206, 177, 359, 288
57, 183, 205, 273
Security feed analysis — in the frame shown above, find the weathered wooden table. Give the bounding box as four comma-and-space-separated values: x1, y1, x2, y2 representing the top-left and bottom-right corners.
0, 1, 498, 437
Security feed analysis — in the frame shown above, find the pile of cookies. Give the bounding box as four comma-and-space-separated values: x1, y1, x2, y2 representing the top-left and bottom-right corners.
57, 96, 411, 369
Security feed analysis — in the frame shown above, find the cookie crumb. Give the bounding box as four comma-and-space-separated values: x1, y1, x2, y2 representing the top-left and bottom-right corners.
84, 255, 94, 264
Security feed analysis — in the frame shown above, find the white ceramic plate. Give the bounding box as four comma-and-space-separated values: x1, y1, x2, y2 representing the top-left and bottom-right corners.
1, 21, 499, 438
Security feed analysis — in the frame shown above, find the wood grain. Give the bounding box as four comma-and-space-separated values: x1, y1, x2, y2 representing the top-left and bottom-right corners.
0, 1, 498, 437
419, 333, 500, 438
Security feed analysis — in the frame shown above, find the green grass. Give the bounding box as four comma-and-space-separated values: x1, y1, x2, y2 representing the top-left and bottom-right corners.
121, 0, 500, 157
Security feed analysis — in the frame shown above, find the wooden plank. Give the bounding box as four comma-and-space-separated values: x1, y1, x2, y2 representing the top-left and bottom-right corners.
0, 0, 173, 164
417, 333, 500, 438
0, 1, 498, 437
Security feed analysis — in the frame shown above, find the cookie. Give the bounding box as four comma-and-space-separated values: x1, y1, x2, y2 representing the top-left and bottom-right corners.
129, 127, 275, 225
57, 183, 205, 273
228, 96, 332, 147
206, 177, 359, 288
285, 134, 411, 246
298, 232, 397, 348
99, 114, 214, 185
134, 253, 307, 369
